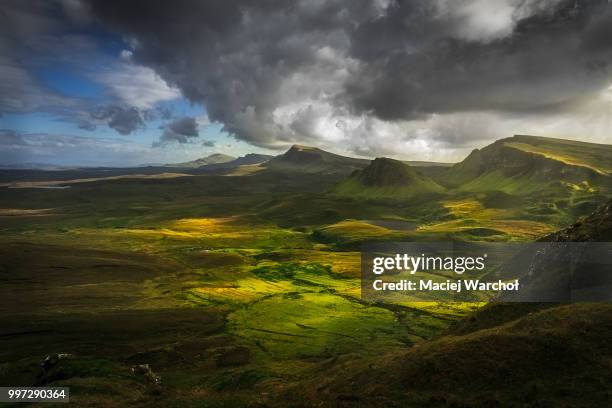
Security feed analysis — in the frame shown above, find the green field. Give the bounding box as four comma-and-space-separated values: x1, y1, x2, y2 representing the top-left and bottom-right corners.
0, 173, 473, 406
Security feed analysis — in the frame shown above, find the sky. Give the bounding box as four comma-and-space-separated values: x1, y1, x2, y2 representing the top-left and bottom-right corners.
1, 0, 612, 167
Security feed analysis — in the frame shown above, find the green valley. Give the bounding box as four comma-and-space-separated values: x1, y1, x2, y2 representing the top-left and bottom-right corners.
0, 135, 610, 406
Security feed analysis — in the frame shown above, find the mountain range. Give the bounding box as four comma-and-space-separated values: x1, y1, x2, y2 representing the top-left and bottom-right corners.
252, 135, 610, 208
4, 135, 610, 216
173, 144, 452, 176
254, 134, 611, 233
172, 135, 610, 195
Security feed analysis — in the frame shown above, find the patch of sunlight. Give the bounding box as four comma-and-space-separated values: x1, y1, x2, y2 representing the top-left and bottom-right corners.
190, 277, 296, 304
418, 218, 555, 240
505, 142, 609, 175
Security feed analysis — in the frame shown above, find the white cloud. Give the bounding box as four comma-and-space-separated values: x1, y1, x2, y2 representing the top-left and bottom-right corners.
119, 49, 133, 61
94, 62, 181, 109
247, 94, 612, 163
435, 0, 563, 43
196, 114, 210, 126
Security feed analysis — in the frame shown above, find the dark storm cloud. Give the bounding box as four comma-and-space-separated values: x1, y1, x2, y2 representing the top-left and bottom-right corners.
82, 0, 383, 148
202, 140, 215, 148
3, 0, 611, 159
107, 108, 143, 135
168, 116, 198, 138
80, 0, 612, 151
345, 0, 612, 120
154, 116, 199, 146
91, 105, 144, 135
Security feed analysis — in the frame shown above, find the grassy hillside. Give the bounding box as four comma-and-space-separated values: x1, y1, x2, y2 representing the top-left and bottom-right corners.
332, 158, 445, 200
443, 135, 611, 191
423, 135, 612, 228
506, 135, 612, 175
291, 303, 612, 407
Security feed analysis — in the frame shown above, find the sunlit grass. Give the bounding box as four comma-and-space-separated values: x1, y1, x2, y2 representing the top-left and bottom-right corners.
417, 218, 555, 240
190, 277, 296, 304
315, 219, 408, 245
506, 141, 611, 175
415, 198, 556, 240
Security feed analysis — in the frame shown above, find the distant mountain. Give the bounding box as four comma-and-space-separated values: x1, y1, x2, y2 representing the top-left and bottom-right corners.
332, 157, 445, 199
405, 161, 454, 179
165, 153, 236, 168
262, 145, 369, 175
404, 160, 453, 167
137, 163, 165, 167
0, 163, 77, 170
442, 135, 612, 192
225, 153, 273, 166
195, 153, 273, 172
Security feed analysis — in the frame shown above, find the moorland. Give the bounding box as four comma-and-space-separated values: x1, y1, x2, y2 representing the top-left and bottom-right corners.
0, 134, 611, 407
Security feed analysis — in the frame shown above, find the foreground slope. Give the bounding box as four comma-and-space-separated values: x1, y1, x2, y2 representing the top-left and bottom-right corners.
332, 157, 445, 199
490, 198, 612, 301
290, 201, 612, 406
291, 303, 612, 407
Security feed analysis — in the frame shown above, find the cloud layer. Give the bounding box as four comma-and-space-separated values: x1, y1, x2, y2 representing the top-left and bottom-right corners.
77, 0, 612, 159
3, 0, 612, 162
0, 129, 152, 166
